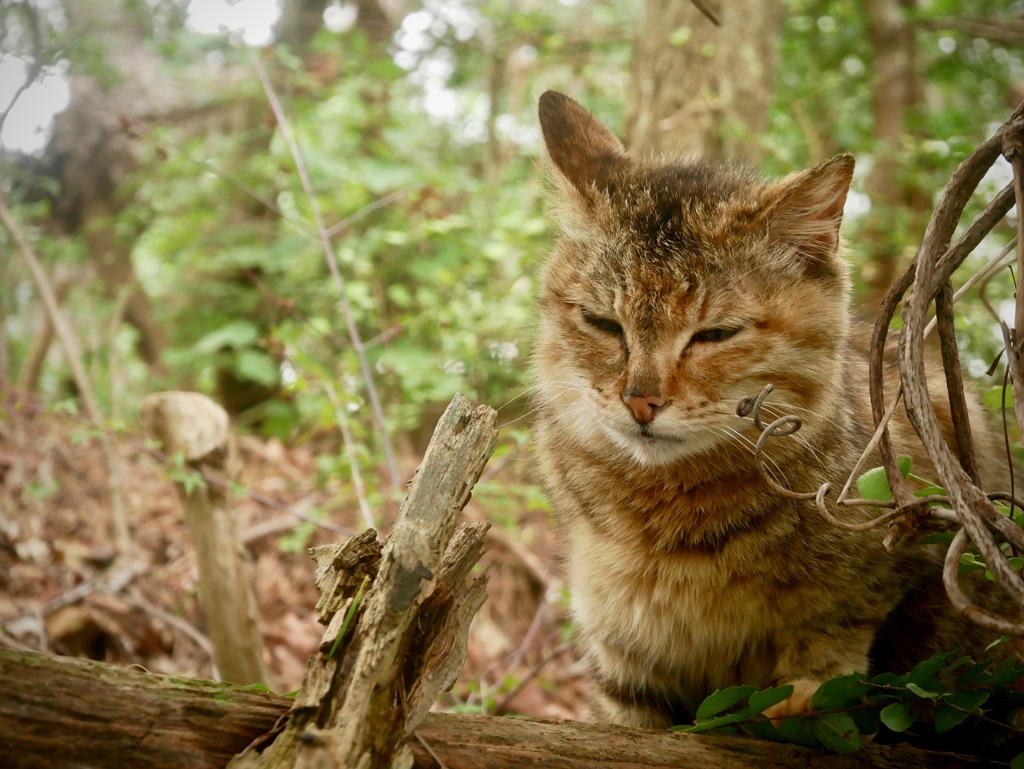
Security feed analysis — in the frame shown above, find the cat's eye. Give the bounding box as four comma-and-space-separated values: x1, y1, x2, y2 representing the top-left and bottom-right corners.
582, 312, 624, 338
690, 327, 741, 344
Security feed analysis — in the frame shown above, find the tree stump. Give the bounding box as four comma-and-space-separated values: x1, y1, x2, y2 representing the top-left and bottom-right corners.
229, 392, 497, 769
140, 390, 269, 686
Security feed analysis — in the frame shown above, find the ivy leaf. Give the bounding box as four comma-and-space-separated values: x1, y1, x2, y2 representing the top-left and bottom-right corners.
748, 685, 794, 713
738, 718, 778, 740
959, 552, 987, 574
811, 712, 861, 753
193, 320, 259, 353
880, 702, 916, 732
694, 686, 757, 720
908, 651, 958, 685
675, 708, 754, 734
856, 456, 912, 502
986, 636, 1011, 653
775, 716, 820, 748
850, 705, 881, 736
905, 682, 940, 699
934, 704, 972, 734
958, 659, 995, 687
945, 688, 989, 713
868, 671, 904, 687
811, 673, 870, 710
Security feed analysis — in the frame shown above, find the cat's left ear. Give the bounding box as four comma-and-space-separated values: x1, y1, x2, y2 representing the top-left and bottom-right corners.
538, 90, 626, 193
763, 154, 855, 277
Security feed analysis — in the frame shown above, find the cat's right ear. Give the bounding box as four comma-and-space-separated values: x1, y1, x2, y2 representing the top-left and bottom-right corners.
538, 91, 626, 192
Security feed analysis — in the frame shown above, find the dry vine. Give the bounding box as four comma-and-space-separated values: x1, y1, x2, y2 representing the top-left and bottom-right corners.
738, 102, 1024, 637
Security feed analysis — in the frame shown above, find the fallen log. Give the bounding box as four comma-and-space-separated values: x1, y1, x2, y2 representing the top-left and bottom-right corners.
0, 648, 995, 769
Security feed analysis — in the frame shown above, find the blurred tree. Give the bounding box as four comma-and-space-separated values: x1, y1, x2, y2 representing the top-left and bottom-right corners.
625, 0, 782, 158
860, 0, 928, 308
28, 0, 179, 372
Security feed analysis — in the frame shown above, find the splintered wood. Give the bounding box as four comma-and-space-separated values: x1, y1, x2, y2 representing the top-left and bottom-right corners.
229, 392, 496, 769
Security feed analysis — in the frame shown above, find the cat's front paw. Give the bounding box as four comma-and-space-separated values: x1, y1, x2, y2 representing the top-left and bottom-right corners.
762, 678, 820, 723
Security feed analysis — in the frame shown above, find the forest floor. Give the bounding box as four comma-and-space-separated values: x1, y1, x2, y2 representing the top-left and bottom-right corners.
0, 391, 586, 721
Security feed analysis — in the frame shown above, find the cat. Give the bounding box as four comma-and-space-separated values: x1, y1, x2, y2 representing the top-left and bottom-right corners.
532, 90, 1020, 729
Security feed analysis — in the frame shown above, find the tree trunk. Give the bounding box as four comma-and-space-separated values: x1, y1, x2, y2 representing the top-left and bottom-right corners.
37, 0, 181, 371
860, 0, 928, 309
625, 0, 782, 158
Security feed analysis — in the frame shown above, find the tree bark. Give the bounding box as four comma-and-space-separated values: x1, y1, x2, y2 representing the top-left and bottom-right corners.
16, 276, 69, 393
230, 393, 496, 769
0, 648, 995, 769
625, 0, 782, 158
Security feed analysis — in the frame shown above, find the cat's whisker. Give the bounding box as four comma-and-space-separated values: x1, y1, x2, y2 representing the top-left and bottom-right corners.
499, 391, 591, 428
762, 399, 848, 434
706, 424, 789, 490
758, 404, 831, 474
719, 424, 792, 490
496, 380, 596, 412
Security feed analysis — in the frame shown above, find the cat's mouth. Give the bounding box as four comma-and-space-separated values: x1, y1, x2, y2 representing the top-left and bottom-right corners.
637, 424, 682, 443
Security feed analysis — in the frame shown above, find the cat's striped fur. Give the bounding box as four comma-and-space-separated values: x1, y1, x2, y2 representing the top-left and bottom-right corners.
532, 91, 1020, 728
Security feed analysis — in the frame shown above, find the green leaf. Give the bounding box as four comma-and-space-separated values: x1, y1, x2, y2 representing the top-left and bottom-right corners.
880, 702, 916, 732
694, 686, 757, 720
867, 671, 904, 687
959, 552, 987, 574
906, 682, 939, 699
934, 704, 972, 734
669, 26, 693, 46
917, 531, 955, 546
775, 715, 819, 748
675, 708, 754, 734
811, 712, 861, 753
811, 673, 870, 710
850, 705, 881, 736
856, 457, 911, 502
234, 349, 280, 387
945, 688, 989, 713
983, 385, 1014, 412
1011, 752, 1024, 769
738, 719, 779, 740
193, 320, 259, 353
958, 659, 995, 687
748, 685, 794, 713
986, 635, 1011, 653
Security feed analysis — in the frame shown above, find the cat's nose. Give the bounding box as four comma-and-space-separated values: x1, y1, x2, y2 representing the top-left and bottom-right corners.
623, 392, 666, 423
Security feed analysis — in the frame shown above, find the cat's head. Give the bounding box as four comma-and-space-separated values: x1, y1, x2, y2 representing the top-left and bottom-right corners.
534, 91, 855, 467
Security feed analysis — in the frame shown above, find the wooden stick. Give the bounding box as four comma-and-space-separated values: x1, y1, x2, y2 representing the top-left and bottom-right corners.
140, 390, 270, 685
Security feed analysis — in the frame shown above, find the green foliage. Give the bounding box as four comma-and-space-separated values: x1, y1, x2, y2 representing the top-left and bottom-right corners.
3, 1, 1023, 516
165, 452, 207, 495
855, 455, 912, 501
674, 652, 1024, 757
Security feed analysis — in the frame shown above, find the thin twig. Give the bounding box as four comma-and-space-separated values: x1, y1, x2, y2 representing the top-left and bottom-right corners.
0, 1, 43, 135
126, 586, 214, 658
249, 49, 400, 497
493, 642, 573, 715
324, 381, 377, 531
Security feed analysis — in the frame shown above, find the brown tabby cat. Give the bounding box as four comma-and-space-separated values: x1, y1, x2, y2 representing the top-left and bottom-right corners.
532, 90, 1019, 729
